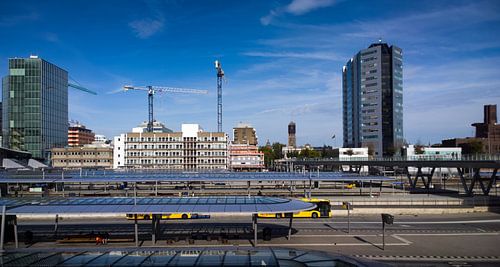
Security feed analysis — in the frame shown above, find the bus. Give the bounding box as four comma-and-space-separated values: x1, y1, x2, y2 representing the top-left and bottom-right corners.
126, 213, 192, 220
258, 198, 332, 219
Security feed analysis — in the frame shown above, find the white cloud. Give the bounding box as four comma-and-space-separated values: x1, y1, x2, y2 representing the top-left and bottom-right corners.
286, 0, 337, 15
0, 12, 39, 26
43, 32, 59, 43
261, 0, 338, 25
128, 0, 166, 39
247, 1, 500, 145
129, 18, 164, 39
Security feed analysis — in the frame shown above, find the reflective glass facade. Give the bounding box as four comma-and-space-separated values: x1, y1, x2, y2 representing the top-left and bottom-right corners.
2, 57, 68, 160
342, 43, 404, 156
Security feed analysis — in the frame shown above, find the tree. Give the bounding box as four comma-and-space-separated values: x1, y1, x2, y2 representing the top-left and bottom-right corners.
271, 142, 285, 160
287, 151, 299, 158
367, 145, 375, 156
259, 142, 286, 168
299, 148, 321, 159
259, 146, 274, 168
414, 145, 425, 155
320, 145, 336, 158
459, 140, 484, 154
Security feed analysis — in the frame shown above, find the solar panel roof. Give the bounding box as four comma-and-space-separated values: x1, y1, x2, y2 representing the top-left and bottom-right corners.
0, 171, 394, 183
2, 196, 316, 215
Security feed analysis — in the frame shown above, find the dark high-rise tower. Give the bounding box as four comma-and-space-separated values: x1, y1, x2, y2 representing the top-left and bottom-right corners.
288, 121, 296, 148
342, 42, 403, 156
2, 56, 68, 159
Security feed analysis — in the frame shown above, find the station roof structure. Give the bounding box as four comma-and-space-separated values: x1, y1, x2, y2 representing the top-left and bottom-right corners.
1, 196, 316, 216
0, 247, 381, 266
0, 171, 394, 183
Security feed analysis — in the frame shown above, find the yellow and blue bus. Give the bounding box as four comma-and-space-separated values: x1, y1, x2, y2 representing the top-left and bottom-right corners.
126, 213, 192, 220
258, 198, 332, 219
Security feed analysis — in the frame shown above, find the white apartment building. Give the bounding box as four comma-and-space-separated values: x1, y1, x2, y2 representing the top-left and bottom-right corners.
113, 124, 228, 170
229, 144, 264, 171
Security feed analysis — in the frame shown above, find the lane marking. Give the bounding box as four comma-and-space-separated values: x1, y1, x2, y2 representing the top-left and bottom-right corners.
286, 219, 500, 225
396, 232, 499, 237
294, 234, 378, 237
391, 234, 412, 245
267, 242, 410, 247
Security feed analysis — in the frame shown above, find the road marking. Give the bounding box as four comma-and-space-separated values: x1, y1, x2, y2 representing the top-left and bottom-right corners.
294, 234, 378, 237
391, 234, 412, 245
396, 232, 499, 237
289, 219, 500, 224
267, 242, 410, 247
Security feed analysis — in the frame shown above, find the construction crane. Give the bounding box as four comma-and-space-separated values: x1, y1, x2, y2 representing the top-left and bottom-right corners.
123, 85, 208, 132
68, 83, 97, 95
215, 60, 224, 132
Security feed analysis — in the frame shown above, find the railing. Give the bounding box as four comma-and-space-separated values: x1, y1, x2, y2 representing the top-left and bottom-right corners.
283, 154, 500, 162
330, 197, 500, 207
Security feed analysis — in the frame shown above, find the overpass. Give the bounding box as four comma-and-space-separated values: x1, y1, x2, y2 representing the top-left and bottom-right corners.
275, 156, 500, 196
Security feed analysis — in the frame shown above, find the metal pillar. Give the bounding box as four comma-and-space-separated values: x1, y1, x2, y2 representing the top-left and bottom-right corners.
457, 167, 498, 196
369, 180, 372, 197
134, 214, 139, 247
382, 221, 385, 250
54, 214, 59, 237
308, 178, 312, 198
347, 206, 351, 234
151, 215, 155, 244
406, 167, 436, 190
253, 214, 258, 246
287, 215, 293, 240
134, 183, 137, 205
13, 216, 18, 248
247, 181, 251, 197
155, 181, 158, 196
152, 215, 157, 244
0, 205, 5, 252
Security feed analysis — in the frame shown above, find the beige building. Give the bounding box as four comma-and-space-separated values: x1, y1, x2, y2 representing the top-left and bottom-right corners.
233, 123, 257, 145
114, 124, 228, 170
51, 144, 113, 169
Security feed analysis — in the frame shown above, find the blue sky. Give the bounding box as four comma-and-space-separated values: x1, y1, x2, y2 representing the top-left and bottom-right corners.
1, 0, 500, 146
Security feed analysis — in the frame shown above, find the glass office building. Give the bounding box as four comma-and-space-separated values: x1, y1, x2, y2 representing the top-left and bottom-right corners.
342, 43, 403, 156
2, 56, 68, 160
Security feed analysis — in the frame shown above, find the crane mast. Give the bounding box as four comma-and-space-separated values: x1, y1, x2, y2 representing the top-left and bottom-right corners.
123, 85, 208, 133
215, 60, 224, 133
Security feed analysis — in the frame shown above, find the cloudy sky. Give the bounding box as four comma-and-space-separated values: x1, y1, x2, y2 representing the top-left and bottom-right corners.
1, 0, 499, 146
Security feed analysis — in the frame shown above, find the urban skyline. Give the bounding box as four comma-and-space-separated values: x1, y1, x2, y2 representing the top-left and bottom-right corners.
1, 0, 499, 147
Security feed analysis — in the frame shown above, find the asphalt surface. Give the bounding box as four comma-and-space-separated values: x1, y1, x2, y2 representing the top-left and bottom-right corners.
6, 212, 500, 266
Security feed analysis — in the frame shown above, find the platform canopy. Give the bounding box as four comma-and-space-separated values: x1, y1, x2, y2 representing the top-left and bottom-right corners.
2, 196, 316, 216
0, 171, 394, 183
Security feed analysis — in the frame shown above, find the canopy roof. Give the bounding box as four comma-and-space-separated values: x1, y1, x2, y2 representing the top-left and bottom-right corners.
2, 196, 316, 216
0, 171, 394, 183
0, 247, 381, 267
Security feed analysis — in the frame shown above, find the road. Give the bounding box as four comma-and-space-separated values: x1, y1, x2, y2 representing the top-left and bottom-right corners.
9, 212, 500, 266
